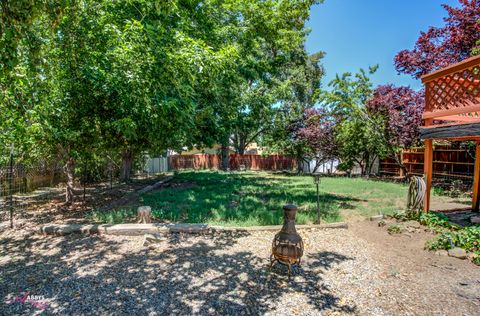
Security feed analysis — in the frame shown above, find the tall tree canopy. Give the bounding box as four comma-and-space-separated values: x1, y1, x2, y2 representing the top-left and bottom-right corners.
0, 0, 324, 202
190, 0, 323, 168
262, 51, 325, 166
395, 0, 480, 78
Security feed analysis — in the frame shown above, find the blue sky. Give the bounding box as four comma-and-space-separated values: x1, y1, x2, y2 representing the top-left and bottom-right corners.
306, 0, 459, 90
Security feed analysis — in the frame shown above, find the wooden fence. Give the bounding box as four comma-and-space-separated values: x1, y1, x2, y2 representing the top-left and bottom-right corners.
169, 154, 297, 171
379, 146, 475, 180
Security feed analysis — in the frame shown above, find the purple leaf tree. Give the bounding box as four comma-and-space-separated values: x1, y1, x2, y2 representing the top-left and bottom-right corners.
294, 108, 338, 173
366, 85, 425, 176
395, 0, 480, 79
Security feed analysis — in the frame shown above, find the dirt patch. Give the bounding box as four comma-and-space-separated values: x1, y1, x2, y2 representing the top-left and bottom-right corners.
1, 175, 169, 226
349, 220, 480, 314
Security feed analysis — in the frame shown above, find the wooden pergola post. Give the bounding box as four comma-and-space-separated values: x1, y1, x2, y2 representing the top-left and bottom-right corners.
472, 141, 480, 212
423, 139, 433, 212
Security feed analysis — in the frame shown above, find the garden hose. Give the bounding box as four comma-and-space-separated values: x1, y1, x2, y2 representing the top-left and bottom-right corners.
407, 175, 426, 213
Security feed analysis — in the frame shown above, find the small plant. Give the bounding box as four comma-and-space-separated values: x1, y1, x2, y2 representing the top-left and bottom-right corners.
448, 180, 464, 198
387, 224, 402, 234
418, 212, 457, 230
378, 220, 386, 227
391, 210, 406, 220
402, 211, 456, 231
473, 252, 480, 265
433, 186, 445, 196
87, 208, 136, 224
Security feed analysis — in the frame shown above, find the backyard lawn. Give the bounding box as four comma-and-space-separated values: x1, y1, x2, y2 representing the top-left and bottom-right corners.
89, 171, 415, 226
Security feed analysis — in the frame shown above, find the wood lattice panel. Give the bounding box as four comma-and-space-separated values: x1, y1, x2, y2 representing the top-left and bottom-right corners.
427, 65, 480, 113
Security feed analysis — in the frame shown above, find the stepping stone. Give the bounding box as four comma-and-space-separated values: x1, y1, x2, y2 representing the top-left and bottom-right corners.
370, 215, 384, 221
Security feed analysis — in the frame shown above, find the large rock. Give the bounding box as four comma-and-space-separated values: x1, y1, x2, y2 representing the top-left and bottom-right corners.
448, 247, 467, 259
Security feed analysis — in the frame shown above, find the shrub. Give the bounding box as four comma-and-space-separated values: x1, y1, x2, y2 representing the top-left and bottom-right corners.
387, 224, 402, 234
337, 161, 354, 173
425, 225, 480, 265
418, 212, 459, 231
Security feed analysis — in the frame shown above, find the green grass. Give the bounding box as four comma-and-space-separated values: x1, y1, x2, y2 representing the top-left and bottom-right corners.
88, 170, 411, 226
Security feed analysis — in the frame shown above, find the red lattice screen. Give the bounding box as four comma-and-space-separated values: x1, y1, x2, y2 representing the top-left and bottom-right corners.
422, 55, 480, 124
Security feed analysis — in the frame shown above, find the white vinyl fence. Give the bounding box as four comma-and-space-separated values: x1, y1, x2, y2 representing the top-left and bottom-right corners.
300, 159, 339, 174
144, 157, 169, 173
301, 158, 379, 175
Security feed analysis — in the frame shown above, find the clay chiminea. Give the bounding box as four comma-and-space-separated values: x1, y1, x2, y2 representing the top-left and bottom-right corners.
270, 204, 304, 276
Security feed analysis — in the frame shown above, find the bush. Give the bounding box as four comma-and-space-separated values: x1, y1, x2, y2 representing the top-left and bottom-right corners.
397, 210, 479, 265
425, 225, 480, 265
418, 212, 459, 231
337, 161, 354, 172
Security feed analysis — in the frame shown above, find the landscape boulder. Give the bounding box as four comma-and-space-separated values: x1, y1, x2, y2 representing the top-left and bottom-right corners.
448, 247, 467, 259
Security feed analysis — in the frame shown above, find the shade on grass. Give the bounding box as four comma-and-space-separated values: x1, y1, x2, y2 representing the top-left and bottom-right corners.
88, 171, 410, 226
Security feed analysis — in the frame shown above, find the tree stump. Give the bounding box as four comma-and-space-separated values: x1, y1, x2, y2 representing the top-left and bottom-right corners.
137, 206, 152, 224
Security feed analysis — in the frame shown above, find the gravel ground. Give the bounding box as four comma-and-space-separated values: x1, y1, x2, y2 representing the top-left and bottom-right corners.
0, 222, 479, 315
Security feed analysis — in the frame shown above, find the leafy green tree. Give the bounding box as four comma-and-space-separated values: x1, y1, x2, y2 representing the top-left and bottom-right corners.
103, 0, 239, 177
323, 66, 387, 175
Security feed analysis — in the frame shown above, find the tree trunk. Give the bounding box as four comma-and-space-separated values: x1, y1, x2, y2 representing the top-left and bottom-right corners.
296, 157, 304, 174
366, 155, 378, 177
238, 138, 246, 155
364, 155, 370, 177
233, 132, 247, 155
121, 150, 133, 182
312, 158, 322, 174
357, 160, 365, 176
393, 152, 408, 179
220, 142, 229, 170
64, 157, 75, 205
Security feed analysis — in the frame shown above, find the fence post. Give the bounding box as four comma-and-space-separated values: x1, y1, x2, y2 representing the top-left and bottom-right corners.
8, 144, 14, 229
83, 162, 87, 208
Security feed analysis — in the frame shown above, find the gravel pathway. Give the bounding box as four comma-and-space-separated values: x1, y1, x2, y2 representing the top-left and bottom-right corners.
0, 223, 479, 315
